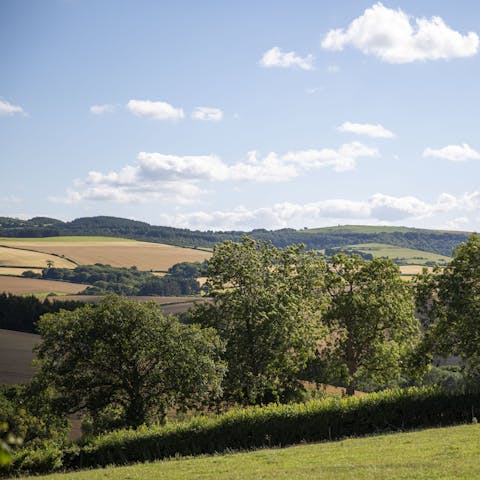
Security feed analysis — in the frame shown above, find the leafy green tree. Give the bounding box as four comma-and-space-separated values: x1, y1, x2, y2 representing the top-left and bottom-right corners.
190, 237, 328, 405
416, 233, 480, 385
34, 295, 225, 430
321, 254, 420, 395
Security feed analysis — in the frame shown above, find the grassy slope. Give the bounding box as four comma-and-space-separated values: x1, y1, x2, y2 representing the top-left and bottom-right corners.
340, 243, 451, 264
25, 424, 480, 480
304, 225, 468, 234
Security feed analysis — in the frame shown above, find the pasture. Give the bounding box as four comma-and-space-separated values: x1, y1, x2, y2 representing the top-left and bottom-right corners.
20, 424, 480, 480
340, 243, 450, 265
0, 276, 88, 295
0, 236, 211, 271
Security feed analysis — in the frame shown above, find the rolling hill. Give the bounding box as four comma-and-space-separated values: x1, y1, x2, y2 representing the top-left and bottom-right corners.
0, 216, 473, 257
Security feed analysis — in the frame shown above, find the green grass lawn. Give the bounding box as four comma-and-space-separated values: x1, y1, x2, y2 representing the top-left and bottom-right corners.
23, 424, 480, 480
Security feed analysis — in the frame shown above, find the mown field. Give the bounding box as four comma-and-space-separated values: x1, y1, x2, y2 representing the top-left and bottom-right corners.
0, 245, 76, 270
0, 276, 88, 295
0, 236, 211, 272
20, 424, 480, 480
341, 243, 451, 265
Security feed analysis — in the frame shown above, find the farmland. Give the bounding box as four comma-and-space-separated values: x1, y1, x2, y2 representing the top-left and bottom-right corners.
0, 276, 88, 295
0, 329, 38, 384
0, 245, 76, 270
336, 243, 451, 265
0, 236, 211, 272
20, 424, 480, 480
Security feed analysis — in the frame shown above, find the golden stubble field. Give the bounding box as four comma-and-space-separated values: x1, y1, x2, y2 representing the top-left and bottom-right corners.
0, 237, 211, 271
0, 276, 88, 295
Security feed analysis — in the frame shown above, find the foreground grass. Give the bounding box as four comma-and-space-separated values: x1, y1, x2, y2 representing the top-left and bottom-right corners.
24, 424, 480, 480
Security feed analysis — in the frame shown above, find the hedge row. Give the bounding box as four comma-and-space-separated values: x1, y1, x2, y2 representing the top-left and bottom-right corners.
6, 387, 480, 476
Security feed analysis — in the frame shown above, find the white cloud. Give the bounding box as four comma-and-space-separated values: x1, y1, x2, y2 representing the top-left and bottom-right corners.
52, 143, 378, 205
283, 142, 378, 172
90, 104, 115, 114
0, 98, 25, 116
259, 46, 314, 70
127, 99, 184, 120
191, 107, 224, 121
337, 121, 395, 138
154, 191, 480, 230
423, 143, 480, 162
321, 2, 479, 63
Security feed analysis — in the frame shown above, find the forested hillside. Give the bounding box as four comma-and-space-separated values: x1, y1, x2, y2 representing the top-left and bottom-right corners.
0, 216, 471, 256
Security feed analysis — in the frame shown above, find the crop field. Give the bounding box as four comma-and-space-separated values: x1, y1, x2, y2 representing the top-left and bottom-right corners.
0, 329, 39, 384
0, 245, 76, 269
0, 276, 87, 295
53, 295, 207, 315
0, 267, 43, 276
0, 236, 211, 271
340, 243, 451, 265
21, 424, 480, 480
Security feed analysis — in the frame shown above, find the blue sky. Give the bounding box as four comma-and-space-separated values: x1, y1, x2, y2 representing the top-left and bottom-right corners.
1, 0, 480, 231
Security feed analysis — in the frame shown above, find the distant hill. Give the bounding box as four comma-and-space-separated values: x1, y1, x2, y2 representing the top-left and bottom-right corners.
0, 216, 472, 257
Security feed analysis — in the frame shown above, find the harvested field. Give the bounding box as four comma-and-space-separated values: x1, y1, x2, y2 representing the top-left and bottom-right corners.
0, 237, 211, 271
0, 276, 87, 295
399, 265, 435, 276
0, 267, 43, 276
0, 329, 39, 384
54, 295, 207, 315
0, 245, 76, 269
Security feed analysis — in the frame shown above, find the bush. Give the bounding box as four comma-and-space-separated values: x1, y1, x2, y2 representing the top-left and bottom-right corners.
4, 386, 477, 477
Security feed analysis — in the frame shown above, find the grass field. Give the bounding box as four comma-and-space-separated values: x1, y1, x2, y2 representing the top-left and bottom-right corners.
20, 424, 480, 480
339, 243, 450, 265
0, 245, 76, 269
305, 224, 469, 234
0, 237, 211, 271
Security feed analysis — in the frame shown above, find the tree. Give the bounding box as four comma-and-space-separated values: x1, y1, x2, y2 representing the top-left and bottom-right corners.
417, 233, 480, 384
190, 237, 328, 405
321, 254, 420, 396
34, 295, 225, 430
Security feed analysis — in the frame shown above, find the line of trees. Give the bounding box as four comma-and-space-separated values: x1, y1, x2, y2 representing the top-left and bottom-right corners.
3, 234, 480, 441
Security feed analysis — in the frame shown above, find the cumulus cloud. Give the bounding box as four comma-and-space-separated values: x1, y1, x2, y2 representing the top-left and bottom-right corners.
0, 98, 25, 116
259, 47, 314, 70
423, 143, 480, 162
51, 143, 378, 205
155, 191, 480, 230
127, 99, 184, 120
90, 104, 115, 114
191, 107, 223, 121
321, 3, 479, 63
337, 121, 395, 138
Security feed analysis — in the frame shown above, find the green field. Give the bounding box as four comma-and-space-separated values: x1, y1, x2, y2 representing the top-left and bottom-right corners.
304, 224, 467, 235
21, 424, 480, 480
337, 243, 451, 265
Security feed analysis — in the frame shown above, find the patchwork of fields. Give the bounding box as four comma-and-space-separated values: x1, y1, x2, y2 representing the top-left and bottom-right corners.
0, 236, 211, 272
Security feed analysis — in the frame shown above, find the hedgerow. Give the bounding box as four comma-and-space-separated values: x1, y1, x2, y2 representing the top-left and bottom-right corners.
3, 387, 480, 476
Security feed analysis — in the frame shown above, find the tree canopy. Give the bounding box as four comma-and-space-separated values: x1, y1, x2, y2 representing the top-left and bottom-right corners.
190, 237, 328, 405
34, 295, 225, 430
320, 254, 420, 395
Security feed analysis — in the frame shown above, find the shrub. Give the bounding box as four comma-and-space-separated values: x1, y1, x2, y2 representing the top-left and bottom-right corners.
4, 387, 480, 476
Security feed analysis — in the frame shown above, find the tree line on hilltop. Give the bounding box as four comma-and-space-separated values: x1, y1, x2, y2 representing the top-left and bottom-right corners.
0, 215, 470, 256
